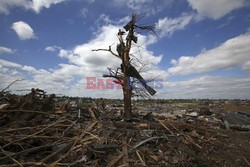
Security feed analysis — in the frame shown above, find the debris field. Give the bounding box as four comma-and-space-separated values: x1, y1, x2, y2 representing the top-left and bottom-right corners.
0, 89, 250, 167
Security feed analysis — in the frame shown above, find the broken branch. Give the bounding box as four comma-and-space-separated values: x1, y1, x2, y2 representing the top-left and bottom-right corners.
92, 46, 120, 59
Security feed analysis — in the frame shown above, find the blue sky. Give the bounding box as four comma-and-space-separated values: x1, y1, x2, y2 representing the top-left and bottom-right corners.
0, 0, 250, 99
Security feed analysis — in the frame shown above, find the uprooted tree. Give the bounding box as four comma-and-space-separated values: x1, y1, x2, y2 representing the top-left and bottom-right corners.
93, 14, 157, 118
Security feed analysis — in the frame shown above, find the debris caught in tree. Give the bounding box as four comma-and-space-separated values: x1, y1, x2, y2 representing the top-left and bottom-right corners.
93, 14, 157, 118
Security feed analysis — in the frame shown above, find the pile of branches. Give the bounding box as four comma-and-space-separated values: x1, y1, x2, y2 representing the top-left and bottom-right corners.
0, 88, 249, 166
0, 88, 55, 112
1, 108, 249, 166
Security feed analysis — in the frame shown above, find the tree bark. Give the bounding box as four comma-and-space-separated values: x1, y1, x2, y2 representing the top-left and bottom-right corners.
123, 76, 132, 118
123, 34, 132, 118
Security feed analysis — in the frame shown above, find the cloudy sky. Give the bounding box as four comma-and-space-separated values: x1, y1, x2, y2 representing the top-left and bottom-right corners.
0, 0, 250, 99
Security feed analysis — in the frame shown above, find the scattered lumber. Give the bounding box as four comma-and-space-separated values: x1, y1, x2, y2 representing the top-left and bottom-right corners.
0, 89, 250, 166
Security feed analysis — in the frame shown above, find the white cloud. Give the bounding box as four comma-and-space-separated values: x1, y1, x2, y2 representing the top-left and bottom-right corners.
45, 46, 61, 52
1, 32, 250, 99
187, 0, 246, 20
0, 0, 29, 14
0, 59, 22, 68
0, 0, 68, 14
242, 61, 250, 71
112, 0, 173, 15
45, 46, 56, 52
80, 7, 88, 18
167, 33, 250, 75
156, 13, 194, 38
22, 65, 35, 72
0, 58, 122, 98
158, 76, 250, 99
58, 24, 165, 79
0, 58, 82, 95
0, 21, 165, 98
0, 46, 15, 54
216, 16, 235, 30
12, 21, 36, 40
94, 14, 130, 29
95, 14, 112, 27
31, 0, 66, 13
86, 0, 95, 3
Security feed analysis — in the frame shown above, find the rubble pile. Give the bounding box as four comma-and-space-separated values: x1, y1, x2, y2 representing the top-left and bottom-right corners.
0, 90, 250, 166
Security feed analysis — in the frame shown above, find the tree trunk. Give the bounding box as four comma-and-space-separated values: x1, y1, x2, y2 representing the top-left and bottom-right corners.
123, 36, 132, 118
123, 74, 132, 118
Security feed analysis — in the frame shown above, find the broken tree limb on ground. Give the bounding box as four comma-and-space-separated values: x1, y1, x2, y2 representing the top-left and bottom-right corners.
1, 90, 250, 166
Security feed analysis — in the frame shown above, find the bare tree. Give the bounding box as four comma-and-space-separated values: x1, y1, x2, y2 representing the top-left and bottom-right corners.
93, 14, 157, 118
